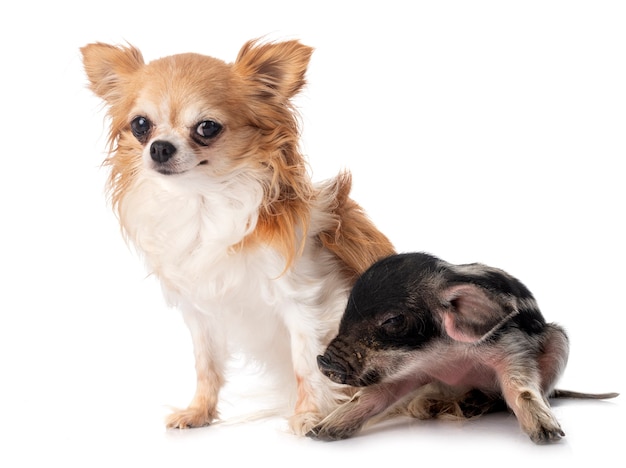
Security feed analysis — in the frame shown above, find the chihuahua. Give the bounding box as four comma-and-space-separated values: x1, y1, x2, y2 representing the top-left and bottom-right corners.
81, 39, 394, 434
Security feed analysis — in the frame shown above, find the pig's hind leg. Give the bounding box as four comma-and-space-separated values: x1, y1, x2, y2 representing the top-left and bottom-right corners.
536, 324, 570, 394
494, 326, 569, 444
390, 382, 507, 421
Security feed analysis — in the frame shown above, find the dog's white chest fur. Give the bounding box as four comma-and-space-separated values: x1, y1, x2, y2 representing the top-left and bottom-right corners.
120, 170, 348, 364
122, 171, 264, 297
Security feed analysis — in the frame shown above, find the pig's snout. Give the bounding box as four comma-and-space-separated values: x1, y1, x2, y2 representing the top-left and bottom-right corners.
317, 354, 349, 385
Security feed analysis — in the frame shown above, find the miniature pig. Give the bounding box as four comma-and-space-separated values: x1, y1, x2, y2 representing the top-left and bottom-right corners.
308, 252, 618, 443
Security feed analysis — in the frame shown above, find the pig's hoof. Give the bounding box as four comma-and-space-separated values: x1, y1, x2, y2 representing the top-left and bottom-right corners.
306, 423, 359, 441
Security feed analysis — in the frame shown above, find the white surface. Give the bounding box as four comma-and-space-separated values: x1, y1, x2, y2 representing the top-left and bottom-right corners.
1, 1, 624, 466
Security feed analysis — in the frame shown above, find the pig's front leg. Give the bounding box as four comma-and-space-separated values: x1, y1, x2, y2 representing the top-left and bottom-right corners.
307, 378, 421, 441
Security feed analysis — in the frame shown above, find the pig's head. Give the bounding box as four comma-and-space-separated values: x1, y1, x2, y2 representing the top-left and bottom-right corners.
317, 253, 523, 387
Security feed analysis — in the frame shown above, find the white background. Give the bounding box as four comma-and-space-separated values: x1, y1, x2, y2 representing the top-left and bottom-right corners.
1, 1, 624, 466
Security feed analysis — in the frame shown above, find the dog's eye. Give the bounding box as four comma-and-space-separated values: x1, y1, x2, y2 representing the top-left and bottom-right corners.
196, 120, 223, 139
130, 116, 152, 142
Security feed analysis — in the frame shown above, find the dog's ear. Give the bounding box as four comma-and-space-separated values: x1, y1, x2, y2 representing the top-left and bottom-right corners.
233, 39, 313, 100
438, 284, 513, 343
80, 42, 144, 104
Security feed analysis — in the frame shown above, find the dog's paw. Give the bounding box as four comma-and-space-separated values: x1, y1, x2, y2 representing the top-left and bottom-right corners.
288, 411, 323, 436
165, 406, 216, 429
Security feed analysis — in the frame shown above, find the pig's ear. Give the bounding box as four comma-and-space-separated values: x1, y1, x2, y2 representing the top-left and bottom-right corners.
439, 284, 513, 343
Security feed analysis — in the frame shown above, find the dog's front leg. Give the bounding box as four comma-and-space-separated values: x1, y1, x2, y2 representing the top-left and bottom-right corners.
281, 298, 347, 435
286, 326, 331, 435
166, 305, 226, 429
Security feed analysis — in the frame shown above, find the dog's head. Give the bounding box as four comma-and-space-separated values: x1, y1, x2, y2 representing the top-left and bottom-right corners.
317, 253, 536, 387
82, 40, 316, 264
81, 39, 313, 196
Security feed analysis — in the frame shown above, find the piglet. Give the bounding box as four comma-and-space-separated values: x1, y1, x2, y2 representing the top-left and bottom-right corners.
308, 252, 618, 443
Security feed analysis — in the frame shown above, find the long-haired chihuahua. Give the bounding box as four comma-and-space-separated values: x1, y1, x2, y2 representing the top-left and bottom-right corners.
81, 38, 395, 434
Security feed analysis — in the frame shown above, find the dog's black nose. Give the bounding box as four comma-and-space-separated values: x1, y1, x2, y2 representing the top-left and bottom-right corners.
150, 140, 177, 163
317, 354, 347, 384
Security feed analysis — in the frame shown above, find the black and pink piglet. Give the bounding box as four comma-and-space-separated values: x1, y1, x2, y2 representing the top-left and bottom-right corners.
308, 252, 618, 443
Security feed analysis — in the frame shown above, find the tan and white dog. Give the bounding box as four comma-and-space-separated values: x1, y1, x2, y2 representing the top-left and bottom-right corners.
81, 39, 394, 434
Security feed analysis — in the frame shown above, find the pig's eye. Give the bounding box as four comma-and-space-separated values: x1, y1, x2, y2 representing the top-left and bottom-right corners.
380, 313, 406, 333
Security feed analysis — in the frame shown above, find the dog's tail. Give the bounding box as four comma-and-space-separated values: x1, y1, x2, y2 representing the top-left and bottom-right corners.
550, 389, 619, 400
316, 171, 395, 282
